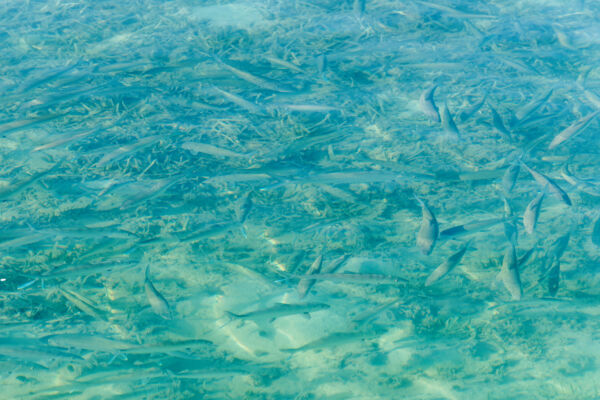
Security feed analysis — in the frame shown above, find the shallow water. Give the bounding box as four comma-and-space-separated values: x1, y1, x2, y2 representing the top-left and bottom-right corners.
1, 0, 600, 398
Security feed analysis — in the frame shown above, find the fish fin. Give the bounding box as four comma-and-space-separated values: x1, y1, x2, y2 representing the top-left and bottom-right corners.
302, 312, 311, 320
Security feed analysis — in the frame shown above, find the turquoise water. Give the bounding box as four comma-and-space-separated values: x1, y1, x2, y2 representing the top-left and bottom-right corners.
1, 0, 600, 398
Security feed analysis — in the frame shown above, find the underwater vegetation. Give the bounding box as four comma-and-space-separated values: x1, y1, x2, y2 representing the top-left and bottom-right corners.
1, 0, 600, 398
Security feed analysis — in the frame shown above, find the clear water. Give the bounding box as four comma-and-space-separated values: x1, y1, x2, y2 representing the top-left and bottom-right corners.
1, 0, 600, 398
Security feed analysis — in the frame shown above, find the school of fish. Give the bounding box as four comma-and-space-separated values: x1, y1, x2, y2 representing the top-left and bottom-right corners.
1, 0, 600, 399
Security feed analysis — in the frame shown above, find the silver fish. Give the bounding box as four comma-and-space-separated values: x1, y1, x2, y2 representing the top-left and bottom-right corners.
317, 54, 327, 76
560, 164, 600, 197
538, 233, 569, 297
523, 190, 545, 235
545, 232, 570, 261
181, 142, 250, 159
266, 56, 304, 73
415, 195, 439, 255
548, 110, 599, 150
440, 218, 504, 239
457, 96, 486, 123
43, 334, 136, 352
216, 56, 294, 93
504, 220, 519, 246
441, 103, 460, 138
416, 0, 496, 19
593, 217, 600, 248
513, 89, 553, 125
501, 162, 519, 193
547, 257, 560, 296
95, 135, 160, 168
419, 86, 440, 122
297, 255, 323, 298
281, 329, 380, 353
490, 104, 511, 141
145, 266, 172, 320
211, 86, 266, 115
234, 191, 253, 224
500, 243, 522, 301
425, 241, 470, 286
520, 162, 571, 206
292, 273, 406, 284
226, 302, 330, 325
321, 254, 349, 274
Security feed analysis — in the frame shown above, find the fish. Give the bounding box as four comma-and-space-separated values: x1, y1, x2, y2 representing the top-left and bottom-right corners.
316, 54, 327, 76
458, 169, 505, 182
546, 258, 560, 296
182, 141, 250, 159
0, 113, 63, 135
272, 104, 341, 113
513, 89, 553, 125
351, 299, 403, 327
225, 302, 330, 325
117, 178, 178, 210
517, 247, 536, 271
501, 163, 519, 193
503, 196, 514, 217
456, 96, 486, 123
441, 103, 460, 138
593, 217, 600, 248
59, 287, 107, 320
210, 86, 266, 115
560, 164, 600, 197
0, 337, 84, 364
548, 110, 599, 150
353, 0, 366, 16
32, 128, 97, 152
545, 232, 570, 262
265, 56, 304, 73
144, 266, 172, 320
419, 86, 440, 122
504, 219, 519, 246
215, 56, 294, 93
172, 221, 242, 244
440, 218, 504, 239
234, 191, 253, 224
520, 162, 571, 206
281, 329, 381, 353
584, 90, 600, 109
523, 190, 545, 235
415, 195, 439, 255
42, 334, 137, 352
425, 241, 470, 286
32, 261, 136, 280
499, 243, 522, 301
0, 163, 60, 200
415, 0, 496, 19
496, 54, 539, 75
321, 254, 349, 274
261, 170, 406, 189
297, 255, 323, 298
0, 231, 47, 250
490, 104, 511, 141
94, 135, 161, 168
291, 273, 407, 284
535, 233, 569, 296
